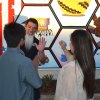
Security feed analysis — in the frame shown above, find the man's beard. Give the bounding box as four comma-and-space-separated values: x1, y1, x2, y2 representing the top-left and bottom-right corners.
25, 34, 34, 50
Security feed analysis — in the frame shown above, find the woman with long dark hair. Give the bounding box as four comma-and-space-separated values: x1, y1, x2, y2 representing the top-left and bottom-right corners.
55, 30, 96, 100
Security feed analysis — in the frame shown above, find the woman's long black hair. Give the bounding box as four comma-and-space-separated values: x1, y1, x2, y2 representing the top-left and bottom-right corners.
70, 30, 96, 98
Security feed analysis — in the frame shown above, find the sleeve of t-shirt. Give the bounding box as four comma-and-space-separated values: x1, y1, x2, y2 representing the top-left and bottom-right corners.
23, 59, 42, 88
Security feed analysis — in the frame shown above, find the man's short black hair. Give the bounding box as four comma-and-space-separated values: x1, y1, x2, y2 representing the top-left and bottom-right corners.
4, 22, 25, 47
24, 18, 38, 27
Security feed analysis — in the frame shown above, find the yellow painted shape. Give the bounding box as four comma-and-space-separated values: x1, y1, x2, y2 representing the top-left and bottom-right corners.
57, 0, 91, 16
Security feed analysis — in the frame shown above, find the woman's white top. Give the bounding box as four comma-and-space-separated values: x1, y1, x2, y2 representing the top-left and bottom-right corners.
54, 60, 93, 100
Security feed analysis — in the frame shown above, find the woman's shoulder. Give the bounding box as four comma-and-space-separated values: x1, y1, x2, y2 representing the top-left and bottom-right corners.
63, 60, 75, 68
62, 60, 76, 72
62, 60, 81, 73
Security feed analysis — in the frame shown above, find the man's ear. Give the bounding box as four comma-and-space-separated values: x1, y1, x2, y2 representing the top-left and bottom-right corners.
20, 38, 25, 47
24, 24, 27, 28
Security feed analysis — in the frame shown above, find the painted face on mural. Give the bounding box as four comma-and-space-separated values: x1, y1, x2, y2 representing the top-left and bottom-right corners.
25, 21, 38, 36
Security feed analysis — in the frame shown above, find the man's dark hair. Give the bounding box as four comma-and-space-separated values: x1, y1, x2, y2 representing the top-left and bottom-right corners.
4, 22, 25, 47
25, 18, 38, 27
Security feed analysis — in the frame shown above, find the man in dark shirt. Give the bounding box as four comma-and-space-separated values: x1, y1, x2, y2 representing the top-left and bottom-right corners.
21, 18, 47, 67
21, 18, 47, 100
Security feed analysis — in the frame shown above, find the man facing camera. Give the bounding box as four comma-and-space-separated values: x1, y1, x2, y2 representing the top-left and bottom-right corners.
21, 18, 47, 100
21, 18, 47, 68
0, 22, 42, 100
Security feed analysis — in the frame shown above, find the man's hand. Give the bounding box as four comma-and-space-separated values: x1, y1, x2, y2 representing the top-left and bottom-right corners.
36, 37, 46, 51
93, 14, 97, 21
95, 27, 100, 37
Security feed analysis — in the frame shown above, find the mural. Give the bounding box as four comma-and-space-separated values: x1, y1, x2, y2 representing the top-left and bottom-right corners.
15, 6, 60, 48
87, 6, 100, 68
0, 0, 100, 68
52, 29, 80, 67
51, 0, 97, 26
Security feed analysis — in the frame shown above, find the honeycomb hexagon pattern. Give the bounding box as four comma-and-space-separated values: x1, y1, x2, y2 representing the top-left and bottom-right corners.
0, 0, 100, 68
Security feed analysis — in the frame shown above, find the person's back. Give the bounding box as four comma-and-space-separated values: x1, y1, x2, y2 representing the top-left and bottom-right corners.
0, 22, 42, 100
55, 30, 96, 100
55, 60, 87, 100
0, 48, 42, 100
